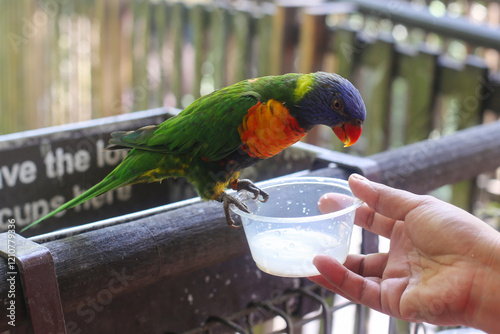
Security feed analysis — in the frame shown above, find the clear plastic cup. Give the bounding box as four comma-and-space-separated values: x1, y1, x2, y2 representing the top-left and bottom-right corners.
231, 177, 363, 277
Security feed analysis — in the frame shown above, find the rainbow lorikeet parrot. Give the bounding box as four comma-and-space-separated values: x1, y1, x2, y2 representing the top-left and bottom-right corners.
22, 72, 365, 232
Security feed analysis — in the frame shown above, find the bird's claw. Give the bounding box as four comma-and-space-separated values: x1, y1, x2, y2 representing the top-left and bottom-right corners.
234, 179, 269, 203
219, 192, 249, 228
220, 179, 269, 228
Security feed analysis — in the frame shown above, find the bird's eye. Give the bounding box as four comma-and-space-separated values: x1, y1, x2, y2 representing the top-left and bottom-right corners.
332, 99, 343, 111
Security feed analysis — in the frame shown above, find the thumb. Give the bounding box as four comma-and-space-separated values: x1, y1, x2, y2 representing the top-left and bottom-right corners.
348, 174, 427, 221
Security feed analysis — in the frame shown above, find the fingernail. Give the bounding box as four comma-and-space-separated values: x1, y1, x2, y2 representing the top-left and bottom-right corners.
350, 173, 367, 182
312, 254, 327, 267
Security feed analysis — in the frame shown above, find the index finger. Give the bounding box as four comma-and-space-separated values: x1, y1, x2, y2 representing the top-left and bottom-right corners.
349, 174, 428, 222
353, 204, 398, 239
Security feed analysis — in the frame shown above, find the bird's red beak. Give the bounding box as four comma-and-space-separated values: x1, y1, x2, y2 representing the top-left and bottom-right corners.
332, 123, 362, 147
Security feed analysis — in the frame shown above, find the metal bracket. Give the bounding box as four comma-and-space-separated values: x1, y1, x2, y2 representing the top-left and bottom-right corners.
0, 232, 66, 334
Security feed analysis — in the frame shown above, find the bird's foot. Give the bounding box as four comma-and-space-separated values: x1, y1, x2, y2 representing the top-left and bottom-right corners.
219, 192, 249, 228
231, 179, 269, 203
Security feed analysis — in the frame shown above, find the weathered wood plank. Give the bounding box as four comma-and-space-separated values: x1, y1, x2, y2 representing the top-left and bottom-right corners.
437, 55, 489, 209
255, 5, 274, 76
331, 27, 358, 80
152, 1, 168, 107
356, 34, 395, 154
395, 46, 439, 144
210, 6, 228, 90
372, 121, 500, 194
298, 10, 328, 73
171, 2, 186, 106
190, 5, 208, 99
232, 9, 253, 82
63, 253, 303, 333
132, 0, 151, 111
2, 1, 36, 133
269, 3, 299, 75
97, 0, 123, 117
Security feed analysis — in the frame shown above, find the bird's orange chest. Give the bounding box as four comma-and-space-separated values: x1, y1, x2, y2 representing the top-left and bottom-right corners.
238, 100, 307, 159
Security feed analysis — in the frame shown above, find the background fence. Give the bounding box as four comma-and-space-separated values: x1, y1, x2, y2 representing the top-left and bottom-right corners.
2, 0, 500, 134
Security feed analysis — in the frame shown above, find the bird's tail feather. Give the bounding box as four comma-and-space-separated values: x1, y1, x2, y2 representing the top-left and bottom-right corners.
21, 174, 128, 232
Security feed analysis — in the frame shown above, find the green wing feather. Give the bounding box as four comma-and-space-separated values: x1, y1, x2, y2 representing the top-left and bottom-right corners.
109, 83, 262, 161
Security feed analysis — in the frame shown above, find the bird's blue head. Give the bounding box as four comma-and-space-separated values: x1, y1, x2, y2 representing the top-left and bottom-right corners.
293, 72, 366, 147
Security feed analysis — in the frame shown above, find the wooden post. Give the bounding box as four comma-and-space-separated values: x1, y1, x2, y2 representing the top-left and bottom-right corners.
96, 0, 123, 117
171, 3, 186, 107
298, 9, 328, 73
210, 6, 228, 90
396, 46, 439, 145
233, 9, 253, 82
255, 4, 275, 76
269, 2, 300, 75
152, 1, 168, 107
190, 5, 208, 99
437, 55, 489, 209
331, 27, 358, 80
356, 34, 395, 155
132, 0, 151, 111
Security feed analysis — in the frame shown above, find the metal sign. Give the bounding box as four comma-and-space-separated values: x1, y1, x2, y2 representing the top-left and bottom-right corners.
0, 108, 198, 237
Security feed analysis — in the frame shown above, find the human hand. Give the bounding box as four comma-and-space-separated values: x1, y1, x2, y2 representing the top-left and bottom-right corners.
310, 174, 500, 332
